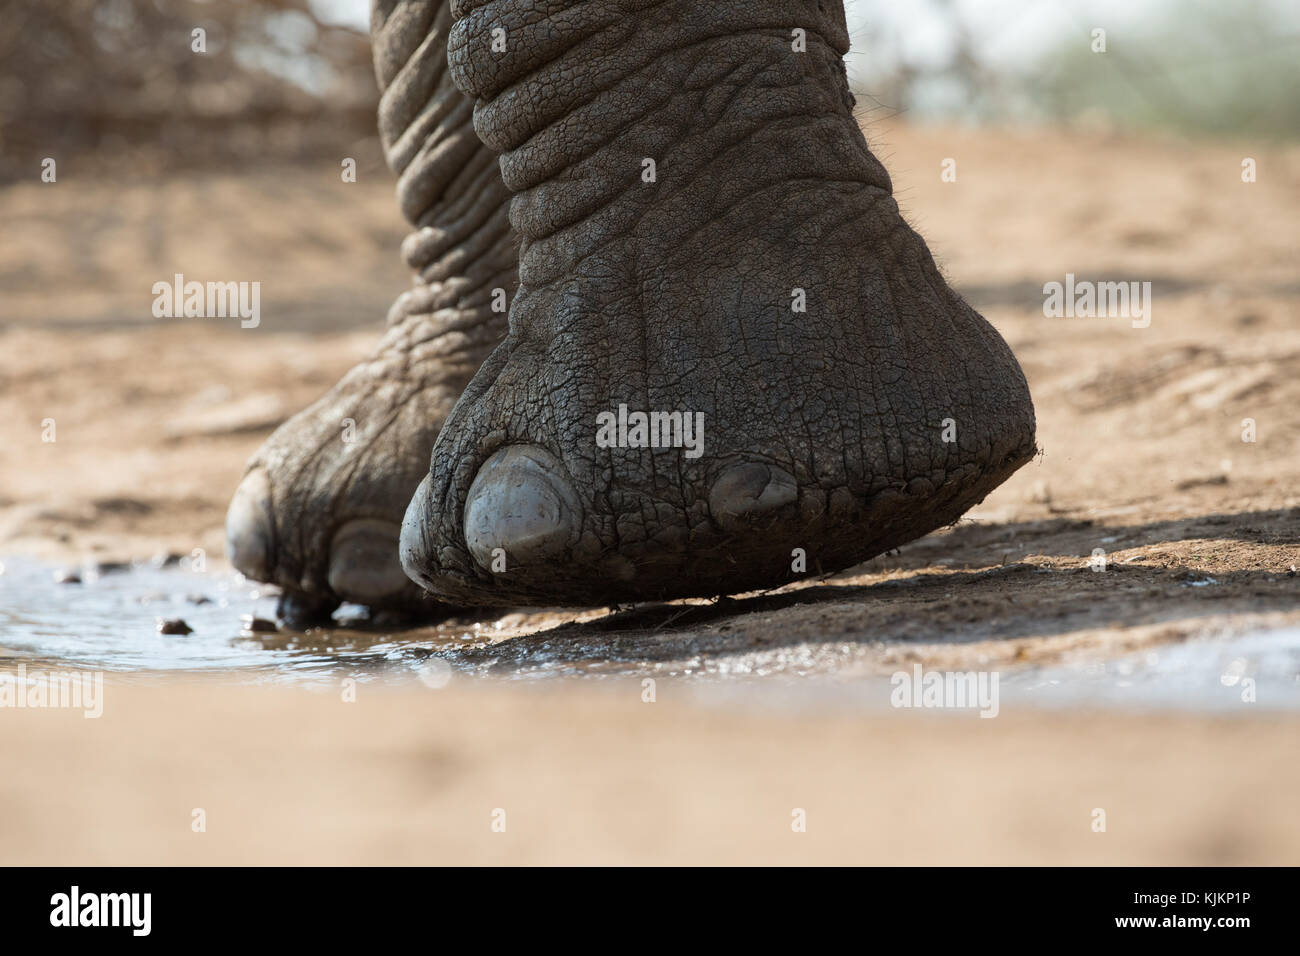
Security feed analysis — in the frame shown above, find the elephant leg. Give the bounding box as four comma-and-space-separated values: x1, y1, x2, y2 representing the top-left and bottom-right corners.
225, 0, 516, 625
400, 0, 1037, 606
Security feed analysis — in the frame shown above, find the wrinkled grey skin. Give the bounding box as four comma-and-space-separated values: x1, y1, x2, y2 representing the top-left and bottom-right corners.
229, 0, 1036, 619
398, 0, 1037, 607
225, 0, 516, 624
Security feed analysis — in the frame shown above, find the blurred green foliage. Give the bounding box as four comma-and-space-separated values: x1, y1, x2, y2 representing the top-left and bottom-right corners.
1032, 0, 1300, 139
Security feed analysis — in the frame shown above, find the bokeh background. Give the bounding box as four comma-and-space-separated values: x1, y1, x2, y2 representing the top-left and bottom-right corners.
4, 0, 1298, 183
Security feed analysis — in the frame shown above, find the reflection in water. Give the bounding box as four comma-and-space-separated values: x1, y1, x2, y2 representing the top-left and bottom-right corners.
0, 556, 1297, 711
0, 556, 513, 683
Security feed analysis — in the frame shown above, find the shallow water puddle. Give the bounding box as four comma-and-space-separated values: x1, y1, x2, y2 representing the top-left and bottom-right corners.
0, 556, 486, 681
1, 555, 1298, 710
1002, 628, 1300, 711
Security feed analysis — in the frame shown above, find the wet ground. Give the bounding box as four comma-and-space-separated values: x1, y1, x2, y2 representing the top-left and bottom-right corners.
3, 550, 1296, 713
4, 552, 1299, 866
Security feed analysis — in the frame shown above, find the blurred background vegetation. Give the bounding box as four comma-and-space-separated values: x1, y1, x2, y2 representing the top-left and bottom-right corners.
0, 0, 379, 181
845, 0, 1300, 139
1, 0, 1297, 183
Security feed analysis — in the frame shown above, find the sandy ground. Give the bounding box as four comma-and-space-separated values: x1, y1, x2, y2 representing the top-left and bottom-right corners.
1, 121, 1298, 864
3, 681, 1298, 866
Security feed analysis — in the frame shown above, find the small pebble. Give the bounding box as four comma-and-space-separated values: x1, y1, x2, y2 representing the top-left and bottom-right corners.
158, 618, 193, 635
187, 594, 213, 605
53, 569, 81, 585
241, 615, 278, 633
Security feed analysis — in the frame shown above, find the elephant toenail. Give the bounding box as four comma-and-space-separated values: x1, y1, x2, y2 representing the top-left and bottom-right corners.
708, 462, 799, 532
399, 474, 438, 587
462, 445, 581, 571
327, 519, 408, 602
226, 469, 275, 582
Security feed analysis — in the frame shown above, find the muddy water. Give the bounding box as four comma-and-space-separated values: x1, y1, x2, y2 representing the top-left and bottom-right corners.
1, 555, 1297, 710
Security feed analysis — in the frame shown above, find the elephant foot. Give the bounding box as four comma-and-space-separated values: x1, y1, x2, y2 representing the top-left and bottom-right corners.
226, 0, 517, 623
226, 290, 509, 624
399, 0, 1037, 606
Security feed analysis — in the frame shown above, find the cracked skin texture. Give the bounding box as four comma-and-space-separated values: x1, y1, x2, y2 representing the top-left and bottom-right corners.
225, 0, 517, 623
399, 0, 1038, 607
